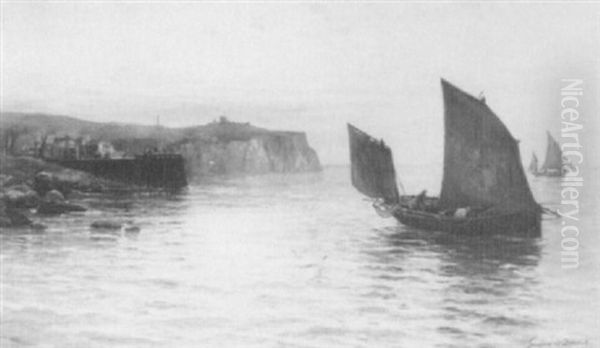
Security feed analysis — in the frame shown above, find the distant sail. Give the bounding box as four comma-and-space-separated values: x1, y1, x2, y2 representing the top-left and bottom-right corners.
439, 79, 539, 213
540, 131, 562, 173
348, 124, 400, 204
529, 152, 538, 174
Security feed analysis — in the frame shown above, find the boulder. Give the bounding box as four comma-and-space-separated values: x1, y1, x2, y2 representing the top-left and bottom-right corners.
31, 223, 47, 230
34, 170, 108, 197
33, 172, 54, 196
0, 195, 7, 215
124, 225, 141, 233
36, 187, 86, 215
91, 220, 122, 230
0, 199, 12, 227
2, 184, 40, 208
44, 190, 65, 204
0, 174, 16, 187
37, 201, 86, 215
48, 170, 88, 194
0, 216, 12, 228
2, 207, 33, 227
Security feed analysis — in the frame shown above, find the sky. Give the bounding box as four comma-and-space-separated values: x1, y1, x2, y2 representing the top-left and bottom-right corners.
1, 2, 598, 166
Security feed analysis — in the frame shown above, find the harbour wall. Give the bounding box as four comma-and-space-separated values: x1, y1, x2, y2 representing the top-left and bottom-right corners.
55, 155, 187, 189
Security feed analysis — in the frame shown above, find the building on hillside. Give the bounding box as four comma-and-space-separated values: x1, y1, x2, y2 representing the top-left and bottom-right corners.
35, 134, 117, 160
53, 136, 78, 160
96, 141, 116, 159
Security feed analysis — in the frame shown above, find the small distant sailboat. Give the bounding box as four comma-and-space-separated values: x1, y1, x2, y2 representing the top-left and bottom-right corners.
528, 152, 539, 176
348, 79, 541, 237
532, 132, 565, 177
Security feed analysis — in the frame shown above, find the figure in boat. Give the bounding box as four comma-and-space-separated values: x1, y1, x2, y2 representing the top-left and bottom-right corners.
530, 131, 573, 177
348, 79, 541, 237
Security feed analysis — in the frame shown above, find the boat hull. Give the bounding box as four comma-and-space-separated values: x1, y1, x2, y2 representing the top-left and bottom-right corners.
392, 207, 541, 237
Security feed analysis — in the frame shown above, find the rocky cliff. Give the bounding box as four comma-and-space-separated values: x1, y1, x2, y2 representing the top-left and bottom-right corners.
1, 113, 322, 179
176, 131, 321, 178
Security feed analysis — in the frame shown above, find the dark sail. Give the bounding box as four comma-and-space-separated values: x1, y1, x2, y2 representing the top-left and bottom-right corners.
439, 79, 539, 213
348, 124, 400, 204
540, 131, 562, 172
529, 152, 538, 174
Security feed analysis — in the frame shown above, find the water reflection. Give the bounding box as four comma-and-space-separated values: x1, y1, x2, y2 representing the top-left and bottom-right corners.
362, 225, 542, 346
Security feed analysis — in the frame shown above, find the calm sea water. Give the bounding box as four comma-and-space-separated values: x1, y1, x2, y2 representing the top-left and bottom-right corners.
1, 165, 598, 348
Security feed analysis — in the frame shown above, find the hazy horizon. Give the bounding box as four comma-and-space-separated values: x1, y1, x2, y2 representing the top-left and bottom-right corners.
2, 3, 598, 166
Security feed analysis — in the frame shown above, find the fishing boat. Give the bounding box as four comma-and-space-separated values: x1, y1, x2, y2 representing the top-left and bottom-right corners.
348, 79, 541, 237
528, 152, 539, 176
531, 132, 564, 177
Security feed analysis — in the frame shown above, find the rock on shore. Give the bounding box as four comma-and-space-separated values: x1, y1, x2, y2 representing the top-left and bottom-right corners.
0, 197, 32, 227
33, 170, 105, 196
37, 189, 86, 215
3, 184, 40, 208
0, 155, 107, 227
